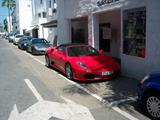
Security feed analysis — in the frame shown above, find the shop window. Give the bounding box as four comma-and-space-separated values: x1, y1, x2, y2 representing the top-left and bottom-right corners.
38, 13, 41, 18
42, 12, 47, 18
123, 7, 146, 58
52, 8, 56, 13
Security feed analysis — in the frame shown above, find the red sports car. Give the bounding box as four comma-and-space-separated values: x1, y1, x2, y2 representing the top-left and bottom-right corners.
45, 44, 120, 81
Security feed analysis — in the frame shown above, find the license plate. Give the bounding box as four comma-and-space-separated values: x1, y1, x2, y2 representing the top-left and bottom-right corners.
102, 71, 113, 76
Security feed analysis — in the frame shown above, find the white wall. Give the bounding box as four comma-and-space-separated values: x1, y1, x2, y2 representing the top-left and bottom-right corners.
7, 16, 12, 33
57, 0, 71, 45
18, 0, 32, 34
145, 0, 160, 73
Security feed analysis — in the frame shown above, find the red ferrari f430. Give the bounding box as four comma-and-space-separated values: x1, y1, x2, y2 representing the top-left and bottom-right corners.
45, 44, 120, 81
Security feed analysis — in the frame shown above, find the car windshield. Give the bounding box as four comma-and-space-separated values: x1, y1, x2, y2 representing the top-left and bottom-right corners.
32, 39, 48, 44
24, 37, 32, 41
68, 46, 99, 57
21, 37, 32, 42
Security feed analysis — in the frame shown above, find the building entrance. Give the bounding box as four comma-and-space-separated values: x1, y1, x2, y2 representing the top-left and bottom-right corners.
98, 10, 121, 59
71, 17, 88, 44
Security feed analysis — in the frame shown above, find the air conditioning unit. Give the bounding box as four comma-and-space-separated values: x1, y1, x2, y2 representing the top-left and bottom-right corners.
48, 8, 52, 16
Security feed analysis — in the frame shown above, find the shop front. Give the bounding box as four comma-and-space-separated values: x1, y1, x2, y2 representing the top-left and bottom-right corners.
58, 0, 160, 79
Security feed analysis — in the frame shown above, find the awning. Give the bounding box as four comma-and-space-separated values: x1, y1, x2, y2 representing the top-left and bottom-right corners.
26, 25, 39, 32
41, 20, 57, 28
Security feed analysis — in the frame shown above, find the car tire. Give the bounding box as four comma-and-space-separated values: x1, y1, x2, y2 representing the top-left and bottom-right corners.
65, 64, 73, 80
31, 48, 35, 55
18, 46, 21, 49
144, 92, 160, 120
26, 47, 29, 53
45, 55, 50, 67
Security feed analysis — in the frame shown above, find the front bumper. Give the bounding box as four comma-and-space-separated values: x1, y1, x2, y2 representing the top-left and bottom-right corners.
32, 49, 46, 55
73, 67, 120, 81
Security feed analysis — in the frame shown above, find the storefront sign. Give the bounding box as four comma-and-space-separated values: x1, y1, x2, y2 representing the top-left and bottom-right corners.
97, 0, 120, 7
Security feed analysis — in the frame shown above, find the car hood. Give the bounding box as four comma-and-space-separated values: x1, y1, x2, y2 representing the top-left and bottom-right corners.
149, 72, 160, 78
72, 54, 119, 70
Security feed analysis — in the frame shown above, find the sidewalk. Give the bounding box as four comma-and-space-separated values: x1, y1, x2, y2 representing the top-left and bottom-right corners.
80, 76, 139, 103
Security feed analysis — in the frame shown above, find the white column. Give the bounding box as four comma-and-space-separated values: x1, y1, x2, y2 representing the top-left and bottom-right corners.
88, 14, 99, 49
92, 14, 99, 50
88, 14, 92, 46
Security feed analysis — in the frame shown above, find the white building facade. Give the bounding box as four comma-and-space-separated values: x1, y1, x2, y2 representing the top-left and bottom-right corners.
14, 0, 32, 35
56, 0, 160, 79
30, 0, 57, 42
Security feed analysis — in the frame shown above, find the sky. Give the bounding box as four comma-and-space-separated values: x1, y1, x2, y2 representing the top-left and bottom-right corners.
0, 0, 8, 24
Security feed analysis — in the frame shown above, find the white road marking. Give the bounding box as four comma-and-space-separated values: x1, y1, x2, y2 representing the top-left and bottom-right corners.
110, 96, 138, 106
23, 50, 139, 120
112, 107, 138, 120
24, 79, 43, 101
8, 96, 95, 120
8, 79, 95, 120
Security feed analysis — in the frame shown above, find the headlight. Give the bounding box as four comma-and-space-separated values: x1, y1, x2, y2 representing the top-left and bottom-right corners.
24, 43, 27, 46
76, 62, 87, 69
140, 75, 149, 84
34, 46, 39, 50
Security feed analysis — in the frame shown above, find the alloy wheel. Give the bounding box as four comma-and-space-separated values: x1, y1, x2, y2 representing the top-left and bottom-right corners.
65, 64, 73, 80
45, 55, 50, 67
146, 95, 160, 119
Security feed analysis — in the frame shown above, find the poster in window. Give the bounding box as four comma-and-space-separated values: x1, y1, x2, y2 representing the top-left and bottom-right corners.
102, 26, 111, 40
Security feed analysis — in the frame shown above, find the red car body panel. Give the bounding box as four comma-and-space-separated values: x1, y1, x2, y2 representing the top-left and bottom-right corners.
46, 44, 120, 81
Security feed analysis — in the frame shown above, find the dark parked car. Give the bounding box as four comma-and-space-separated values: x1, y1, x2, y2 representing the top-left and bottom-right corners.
138, 72, 160, 120
27, 38, 51, 55
18, 36, 32, 50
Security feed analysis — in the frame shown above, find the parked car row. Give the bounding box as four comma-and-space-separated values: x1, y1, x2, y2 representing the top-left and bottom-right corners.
3, 34, 160, 120
5, 33, 51, 55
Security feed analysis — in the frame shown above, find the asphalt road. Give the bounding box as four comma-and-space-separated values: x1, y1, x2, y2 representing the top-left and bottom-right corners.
0, 38, 150, 120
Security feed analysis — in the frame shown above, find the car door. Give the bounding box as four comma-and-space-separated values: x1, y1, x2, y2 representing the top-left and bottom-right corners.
53, 45, 66, 72
27, 40, 32, 52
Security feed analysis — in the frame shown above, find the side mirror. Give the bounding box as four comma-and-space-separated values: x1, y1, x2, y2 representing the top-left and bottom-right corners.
98, 49, 104, 54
